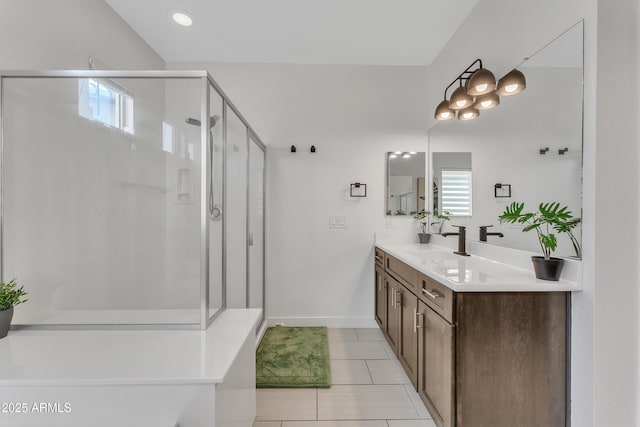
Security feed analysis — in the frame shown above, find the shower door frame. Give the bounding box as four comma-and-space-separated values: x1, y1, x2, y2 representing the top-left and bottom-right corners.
0, 70, 267, 330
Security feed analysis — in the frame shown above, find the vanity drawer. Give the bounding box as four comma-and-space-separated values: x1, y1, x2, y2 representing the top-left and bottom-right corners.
375, 247, 386, 267
386, 254, 418, 293
418, 273, 454, 322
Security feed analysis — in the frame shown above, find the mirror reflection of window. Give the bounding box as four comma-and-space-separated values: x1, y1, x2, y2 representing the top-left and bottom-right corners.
441, 169, 472, 216
431, 152, 472, 217
386, 152, 426, 216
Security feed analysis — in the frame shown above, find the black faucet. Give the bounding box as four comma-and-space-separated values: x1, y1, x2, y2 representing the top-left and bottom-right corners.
442, 225, 470, 256
479, 225, 504, 242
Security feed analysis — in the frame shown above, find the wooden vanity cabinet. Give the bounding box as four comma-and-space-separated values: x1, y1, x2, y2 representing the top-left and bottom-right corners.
418, 300, 454, 427
385, 275, 401, 352
374, 264, 387, 330
397, 284, 418, 388
374, 247, 567, 427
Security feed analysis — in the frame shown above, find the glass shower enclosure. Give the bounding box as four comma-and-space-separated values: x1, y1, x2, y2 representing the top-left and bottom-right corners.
0, 70, 266, 329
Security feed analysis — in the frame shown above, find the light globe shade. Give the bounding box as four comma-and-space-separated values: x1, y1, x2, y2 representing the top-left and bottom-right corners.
434, 100, 455, 120
474, 91, 500, 110
496, 69, 526, 96
467, 68, 497, 96
458, 106, 479, 121
449, 86, 474, 110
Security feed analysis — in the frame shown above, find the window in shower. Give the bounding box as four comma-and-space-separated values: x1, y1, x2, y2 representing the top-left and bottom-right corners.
79, 78, 134, 134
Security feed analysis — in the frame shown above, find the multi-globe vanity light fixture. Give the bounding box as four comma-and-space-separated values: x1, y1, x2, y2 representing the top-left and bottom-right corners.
434, 59, 526, 121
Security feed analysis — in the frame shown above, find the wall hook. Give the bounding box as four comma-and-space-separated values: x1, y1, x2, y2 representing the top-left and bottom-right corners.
558, 148, 568, 155
310, 145, 316, 153
290, 145, 296, 153
539, 147, 549, 155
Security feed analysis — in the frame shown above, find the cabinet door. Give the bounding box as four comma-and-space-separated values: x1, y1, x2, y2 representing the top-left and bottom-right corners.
385, 276, 401, 354
417, 301, 454, 427
397, 287, 418, 388
374, 265, 387, 330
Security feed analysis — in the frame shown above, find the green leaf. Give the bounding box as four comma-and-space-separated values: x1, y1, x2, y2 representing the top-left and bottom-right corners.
498, 202, 525, 224
539, 233, 558, 252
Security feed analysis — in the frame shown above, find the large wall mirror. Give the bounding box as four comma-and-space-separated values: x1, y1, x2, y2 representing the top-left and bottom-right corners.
428, 21, 584, 258
386, 152, 426, 216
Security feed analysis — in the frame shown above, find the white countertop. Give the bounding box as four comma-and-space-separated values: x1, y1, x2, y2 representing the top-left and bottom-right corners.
376, 242, 581, 292
0, 308, 262, 386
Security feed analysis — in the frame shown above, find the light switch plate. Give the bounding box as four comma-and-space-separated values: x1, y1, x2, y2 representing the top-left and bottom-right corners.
329, 215, 346, 228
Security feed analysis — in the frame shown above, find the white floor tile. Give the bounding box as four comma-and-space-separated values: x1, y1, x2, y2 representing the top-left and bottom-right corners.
331, 360, 373, 385
366, 360, 411, 384
256, 389, 318, 421
355, 328, 385, 341
328, 328, 358, 341
318, 385, 420, 420
402, 385, 431, 419
380, 340, 398, 360
329, 341, 389, 360
387, 420, 437, 427
284, 421, 388, 427
255, 422, 283, 427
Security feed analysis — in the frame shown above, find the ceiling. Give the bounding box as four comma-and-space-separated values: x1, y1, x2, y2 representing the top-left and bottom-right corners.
105, 0, 480, 66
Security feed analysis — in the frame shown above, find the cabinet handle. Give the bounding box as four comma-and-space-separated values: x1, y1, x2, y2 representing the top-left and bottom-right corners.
413, 308, 417, 332
391, 288, 395, 307
378, 276, 381, 292
422, 289, 442, 300
396, 291, 402, 308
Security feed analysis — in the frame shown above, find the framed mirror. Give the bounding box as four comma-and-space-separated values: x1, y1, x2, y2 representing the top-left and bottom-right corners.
386, 152, 426, 216
428, 21, 584, 258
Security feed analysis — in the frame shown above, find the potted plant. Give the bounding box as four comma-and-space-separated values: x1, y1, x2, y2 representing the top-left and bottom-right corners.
0, 280, 27, 339
498, 202, 581, 281
410, 209, 432, 243
431, 211, 451, 234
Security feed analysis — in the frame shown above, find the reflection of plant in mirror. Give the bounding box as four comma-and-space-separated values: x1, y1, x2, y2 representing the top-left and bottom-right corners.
410, 209, 432, 233
432, 211, 451, 233
0, 280, 27, 311
386, 210, 392, 215
395, 210, 406, 216
498, 202, 581, 259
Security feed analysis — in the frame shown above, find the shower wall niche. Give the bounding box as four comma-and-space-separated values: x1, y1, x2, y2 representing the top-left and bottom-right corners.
0, 71, 266, 329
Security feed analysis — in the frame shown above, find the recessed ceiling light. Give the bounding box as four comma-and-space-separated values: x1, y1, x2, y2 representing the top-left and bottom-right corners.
171, 10, 193, 26
402, 154, 411, 158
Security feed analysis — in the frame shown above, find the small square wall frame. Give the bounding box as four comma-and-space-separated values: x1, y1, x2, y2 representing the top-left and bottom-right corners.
494, 183, 512, 198
350, 183, 367, 197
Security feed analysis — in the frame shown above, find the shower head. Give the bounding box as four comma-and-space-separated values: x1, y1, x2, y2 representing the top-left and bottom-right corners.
185, 115, 220, 129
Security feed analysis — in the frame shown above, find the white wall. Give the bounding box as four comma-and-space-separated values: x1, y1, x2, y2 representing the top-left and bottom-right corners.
169, 62, 430, 326
0, 0, 163, 70
427, 0, 638, 426
594, 0, 639, 425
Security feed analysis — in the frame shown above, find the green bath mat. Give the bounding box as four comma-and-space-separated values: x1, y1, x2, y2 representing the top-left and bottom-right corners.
256, 326, 331, 388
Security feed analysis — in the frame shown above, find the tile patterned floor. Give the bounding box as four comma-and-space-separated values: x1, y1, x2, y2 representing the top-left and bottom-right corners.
255, 328, 436, 427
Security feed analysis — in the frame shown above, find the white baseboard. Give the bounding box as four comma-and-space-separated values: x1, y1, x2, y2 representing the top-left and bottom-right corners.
266, 316, 378, 329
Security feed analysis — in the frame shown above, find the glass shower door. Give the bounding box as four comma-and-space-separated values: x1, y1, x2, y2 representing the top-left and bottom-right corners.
208, 85, 224, 320
248, 135, 265, 323
224, 105, 248, 308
